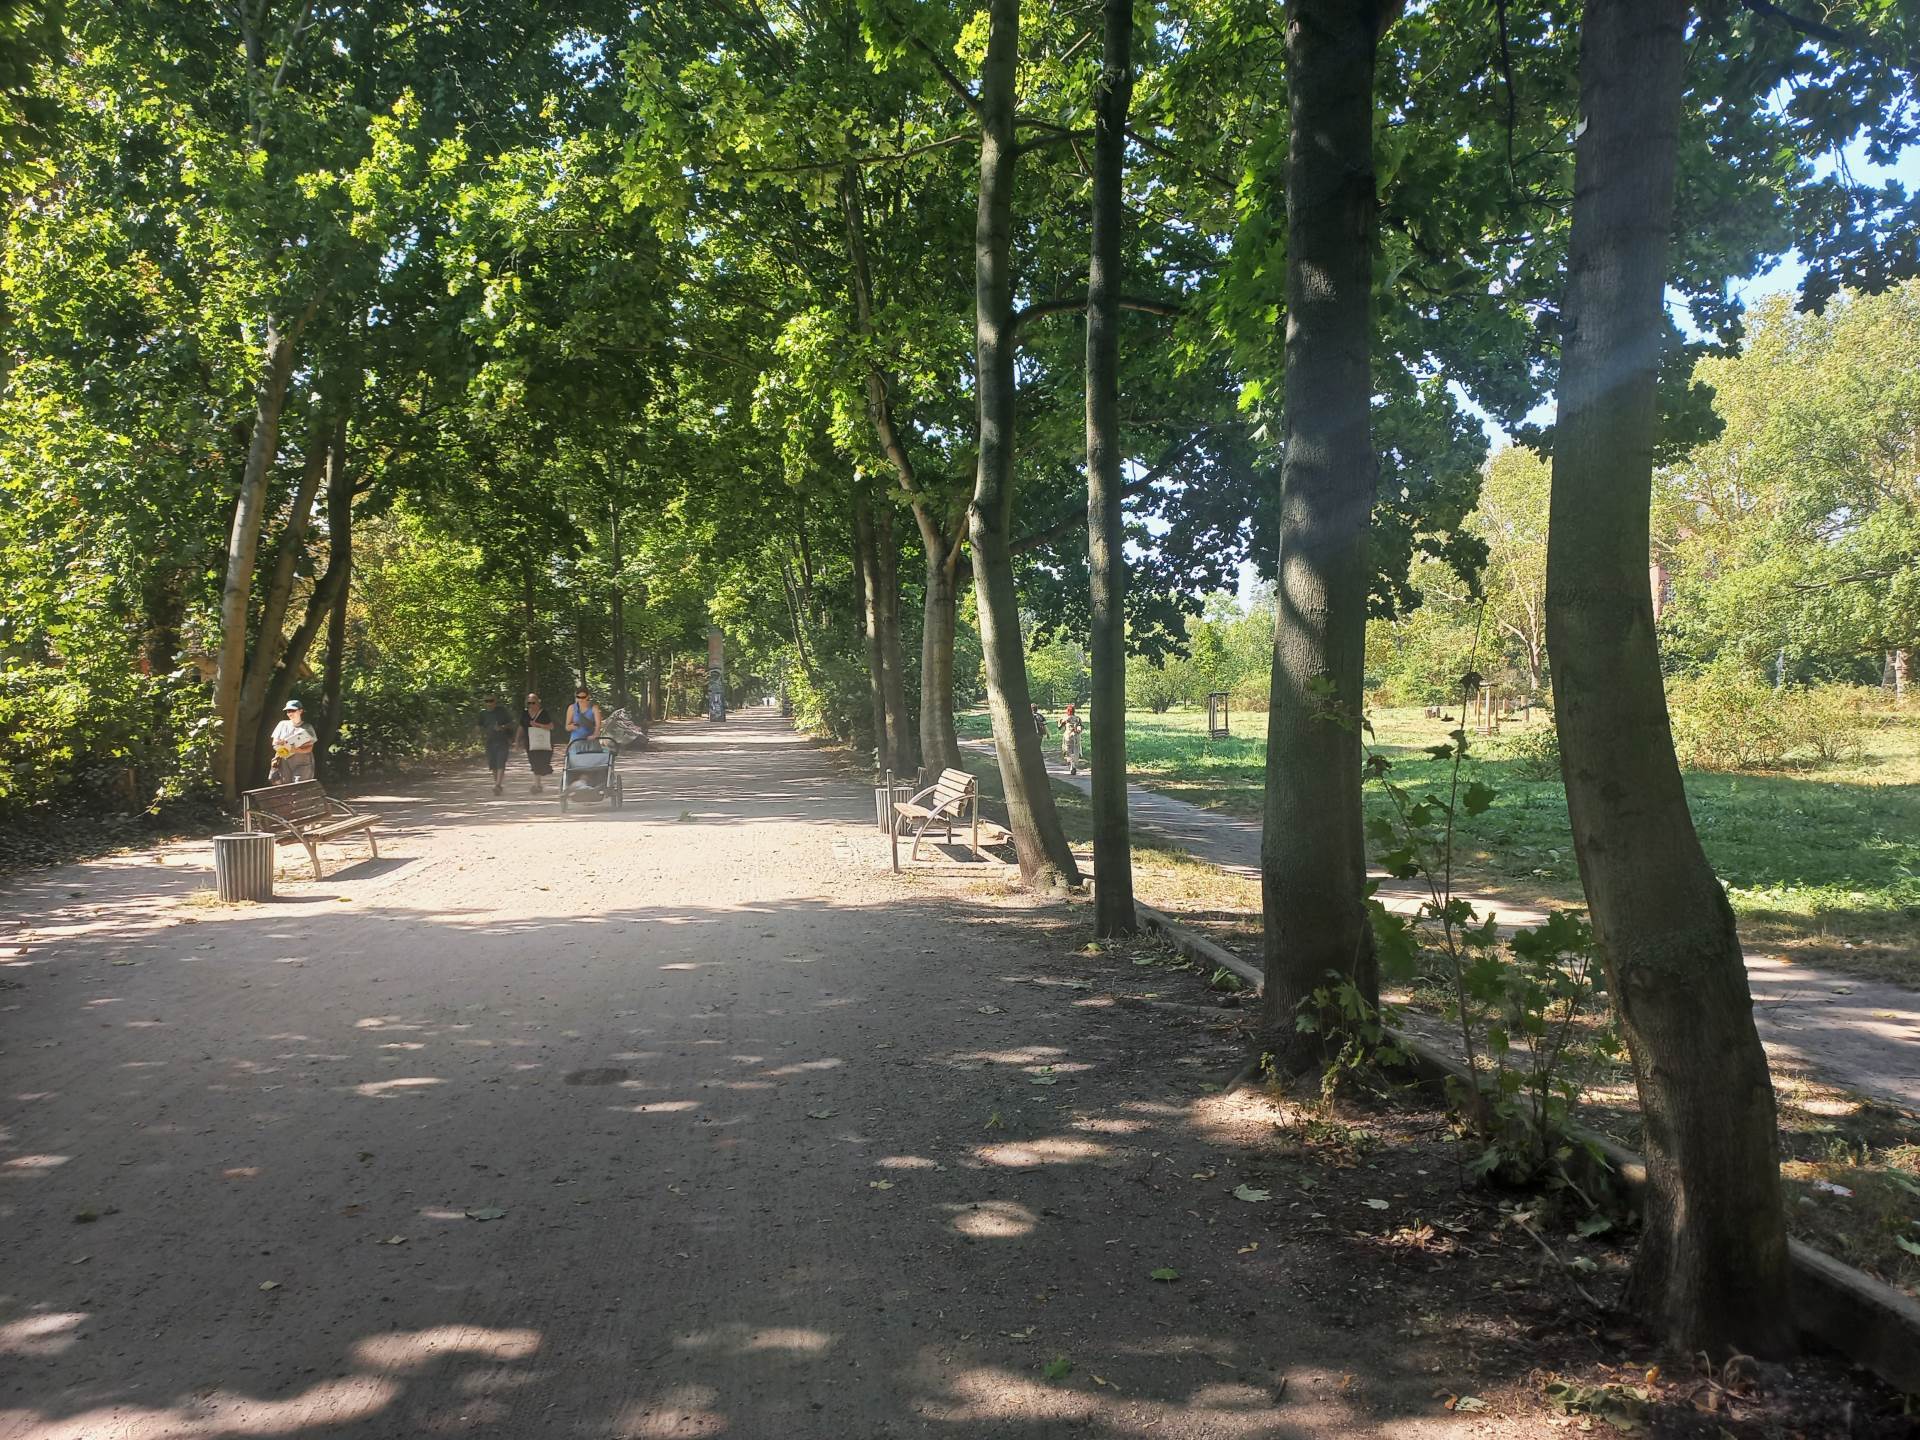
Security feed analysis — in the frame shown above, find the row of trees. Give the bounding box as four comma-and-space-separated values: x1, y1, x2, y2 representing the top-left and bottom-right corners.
5, 0, 1918, 1361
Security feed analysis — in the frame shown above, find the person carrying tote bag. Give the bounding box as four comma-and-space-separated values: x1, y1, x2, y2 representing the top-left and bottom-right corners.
521, 692, 556, 793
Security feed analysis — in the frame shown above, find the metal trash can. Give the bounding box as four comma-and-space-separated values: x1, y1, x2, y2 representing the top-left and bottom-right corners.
213, 832, 274, 902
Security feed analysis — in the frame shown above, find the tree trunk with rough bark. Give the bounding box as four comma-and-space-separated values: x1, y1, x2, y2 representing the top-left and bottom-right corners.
919, 546, 964, 772
611, 506, 627, 712
1546, 0, 1793, 1360
874, 501, 916, 776
854, 493, 892, 773
840, 167, 965, 775
969, 0, 1081, 889
320, 415, 351, 774
1086, 0, 1137, 936
235, 411, 331, 788
212, 319, 300, 797
1260, 0, 1383, 1050
522, 558, 538, 700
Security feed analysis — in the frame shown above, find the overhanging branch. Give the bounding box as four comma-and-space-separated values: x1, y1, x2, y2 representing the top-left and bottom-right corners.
1014, 293, 1186, 335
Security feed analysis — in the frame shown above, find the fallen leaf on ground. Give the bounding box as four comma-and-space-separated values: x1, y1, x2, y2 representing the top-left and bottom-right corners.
1042, 1355, 1073, 1383
259, 1281, 280, 1291
1364, 1198, 1390, 1210
1093, 1375, 1115, 1388
806, 1110, 837, 1119
1232, 1185, 1271, 1203
378, 1235, 408, 1245
1150, 1267, 1180, 1282
977, 1005, 1004, 1015
465, 1207, 507, 1221
868, 1180, 894, 1190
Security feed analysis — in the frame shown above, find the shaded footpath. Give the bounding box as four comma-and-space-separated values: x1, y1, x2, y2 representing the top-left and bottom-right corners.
3, 706, 1573, 1438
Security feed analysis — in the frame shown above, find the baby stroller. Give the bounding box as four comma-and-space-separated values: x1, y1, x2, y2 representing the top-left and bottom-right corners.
559, 736, 624, 813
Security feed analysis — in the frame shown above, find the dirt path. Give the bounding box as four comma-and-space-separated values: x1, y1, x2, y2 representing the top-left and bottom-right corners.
1007, 746, 1920, 1113
1, 709, 1546, 1439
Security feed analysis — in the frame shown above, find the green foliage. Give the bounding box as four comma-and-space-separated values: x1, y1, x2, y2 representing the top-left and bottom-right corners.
1658, 286, 1920, 677
0, 662, 215, 822
1024, 638, 1090, 710
1666, 672, 1879, 772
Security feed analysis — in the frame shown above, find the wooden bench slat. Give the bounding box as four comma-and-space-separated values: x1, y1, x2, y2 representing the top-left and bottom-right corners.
241, 780, 378, 880
890, 768, 980, 871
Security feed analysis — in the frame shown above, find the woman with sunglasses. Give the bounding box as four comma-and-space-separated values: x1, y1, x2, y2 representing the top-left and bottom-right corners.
567, 686, 602, 744
521, 691, 557, 793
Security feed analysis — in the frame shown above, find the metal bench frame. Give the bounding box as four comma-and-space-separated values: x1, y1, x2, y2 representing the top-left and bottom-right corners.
242, 780, 379, 879
890, 767, 980, 871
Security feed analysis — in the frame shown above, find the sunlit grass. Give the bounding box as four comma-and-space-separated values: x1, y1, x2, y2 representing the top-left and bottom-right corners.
961, 704, 1920, 985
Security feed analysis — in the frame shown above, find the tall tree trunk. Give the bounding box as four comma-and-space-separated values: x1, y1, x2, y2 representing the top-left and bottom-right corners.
875, 501, 916, 776
1259, 0, 1383, 1049
969, 0, 1081, 889
319, 413, 352, 772
1546, 0, 1792, 1359
610, 506, 627, 712
1892, 647, 1910, 704
651, 654, 665, 721
236, 411, 330, 788
1086, 0, 1137, 936
139, 569, 186, 677
212, 319, 300, 797
919, 545, 965, 772
854, 493, 892, 772
522, 557, 538, 699
840, 166, 966, 774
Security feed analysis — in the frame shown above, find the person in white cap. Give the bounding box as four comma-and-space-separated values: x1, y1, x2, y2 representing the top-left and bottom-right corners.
271, 699, 318, 784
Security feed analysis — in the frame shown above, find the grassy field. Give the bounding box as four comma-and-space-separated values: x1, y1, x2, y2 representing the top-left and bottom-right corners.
960, 703, 1920, 985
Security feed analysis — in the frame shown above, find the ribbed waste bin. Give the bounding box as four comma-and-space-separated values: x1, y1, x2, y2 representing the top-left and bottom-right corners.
213, 832, 274, 902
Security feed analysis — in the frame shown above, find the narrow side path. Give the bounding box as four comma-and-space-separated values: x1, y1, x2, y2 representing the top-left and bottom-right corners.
969, 739, 1920, 1113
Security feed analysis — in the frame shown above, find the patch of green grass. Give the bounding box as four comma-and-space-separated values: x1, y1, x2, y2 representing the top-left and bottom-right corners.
961, 704, 1920, 985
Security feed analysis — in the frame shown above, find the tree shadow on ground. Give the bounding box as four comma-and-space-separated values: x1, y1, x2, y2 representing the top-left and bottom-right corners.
1, 877, 1592, 1438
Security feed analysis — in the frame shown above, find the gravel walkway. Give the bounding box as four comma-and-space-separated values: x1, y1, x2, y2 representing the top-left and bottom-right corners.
0, 709, 1533, 1439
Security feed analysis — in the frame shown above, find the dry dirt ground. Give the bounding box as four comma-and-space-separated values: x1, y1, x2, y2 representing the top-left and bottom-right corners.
0, 711, 1899, 1439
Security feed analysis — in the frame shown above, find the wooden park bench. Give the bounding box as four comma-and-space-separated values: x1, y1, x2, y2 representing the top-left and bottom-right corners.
241, 780, 379, 879
890, 767, 980, 871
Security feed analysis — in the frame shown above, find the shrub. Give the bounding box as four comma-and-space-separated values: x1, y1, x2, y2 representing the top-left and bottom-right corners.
0, 660, 216, 823
334, 668, 484, 772
1666, 670, 1794, 770
1789, 683, 1876, 764
1493, 722, 1561, 781
1666, 671, 1878, 771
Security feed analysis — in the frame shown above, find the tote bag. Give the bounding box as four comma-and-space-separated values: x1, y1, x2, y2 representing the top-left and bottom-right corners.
527, 723, 552, 752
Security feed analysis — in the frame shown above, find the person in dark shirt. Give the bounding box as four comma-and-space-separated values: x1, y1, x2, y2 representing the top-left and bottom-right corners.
479, 694, 515, 796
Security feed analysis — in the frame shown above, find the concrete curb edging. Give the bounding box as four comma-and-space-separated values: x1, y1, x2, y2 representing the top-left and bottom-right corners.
1135, 903, 1920, 1394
